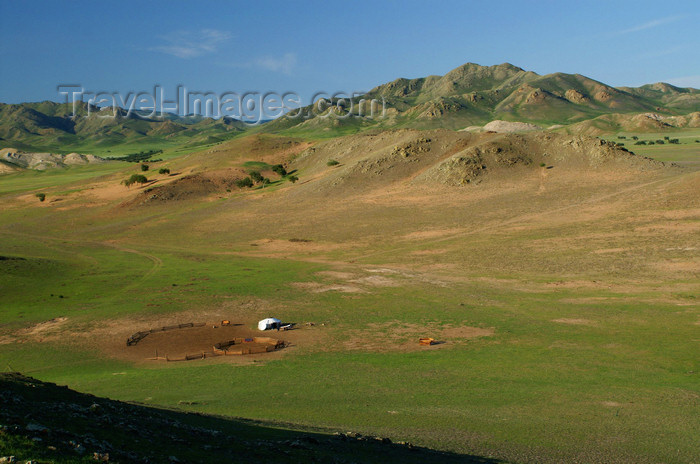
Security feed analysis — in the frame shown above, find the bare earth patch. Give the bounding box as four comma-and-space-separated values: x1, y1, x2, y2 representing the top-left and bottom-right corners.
601, 401, 622, 407
350, 275, 401, 287
14, 317, 70, 342
91, 313, 326, 365
401, 228, 464, 240
290, 282, 367, 293
341, 322, 494, 352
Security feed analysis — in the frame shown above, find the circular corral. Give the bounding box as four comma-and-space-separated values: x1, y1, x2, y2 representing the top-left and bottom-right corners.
125, 322, 286, 361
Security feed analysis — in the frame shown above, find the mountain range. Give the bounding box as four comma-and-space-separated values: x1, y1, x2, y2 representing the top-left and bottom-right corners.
267, 63, 700, 135
1, 62, 699, 153
0, 101, 247, 153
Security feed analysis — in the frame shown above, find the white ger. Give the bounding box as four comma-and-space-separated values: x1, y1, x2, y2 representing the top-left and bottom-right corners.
258, 317, 282, 331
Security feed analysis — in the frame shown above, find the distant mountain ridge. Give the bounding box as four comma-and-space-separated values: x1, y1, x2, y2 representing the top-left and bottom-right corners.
0, 100, 248, 153
2, 62, 699, 151
263, 62, 700, 134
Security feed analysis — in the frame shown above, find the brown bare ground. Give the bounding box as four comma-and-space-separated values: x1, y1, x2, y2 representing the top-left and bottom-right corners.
340, 322, 494, 352
95, 317, 327, 365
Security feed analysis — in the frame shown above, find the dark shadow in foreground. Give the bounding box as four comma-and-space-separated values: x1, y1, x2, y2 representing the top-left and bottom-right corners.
0, 372, 505, 464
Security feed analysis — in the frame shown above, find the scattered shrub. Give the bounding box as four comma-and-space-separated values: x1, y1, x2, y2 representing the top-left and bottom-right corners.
655, 140, 665, 144
236, 177, 253, 188
634, 141, 647, 145
664, 136, 669, 140
35, 193, 46, 202
668, 139, 680, 144
106, 149, 162, 163
158, 168, 170, 175
140, 163, 149, 171
631, 136, 639, 140
249, 171, 264, 183
617, 136, 626, 139
539, 162, 546, 167
288, 175, 299, 183
327, 159, 340, 166
272, 164, 287, 176
616, 142, 625, 147
122, 174, 149, 187
648, 141, 655, 145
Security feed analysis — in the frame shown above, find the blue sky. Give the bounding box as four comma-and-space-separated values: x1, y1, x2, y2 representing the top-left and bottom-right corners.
1, 0, 699, 106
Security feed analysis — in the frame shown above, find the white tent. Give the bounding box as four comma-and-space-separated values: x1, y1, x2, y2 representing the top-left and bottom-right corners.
258, 317, 281, 331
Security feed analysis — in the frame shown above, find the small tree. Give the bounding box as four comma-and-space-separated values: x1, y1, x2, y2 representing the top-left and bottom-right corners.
140, 163, 149, 172
288, 175, 299, 183
122, 174, 149, 187
249, 171, 264, 183
327, 159, 340, 166
158, 168, 170, 175
272, 164, 287, 176
35, 193, 46, 202
236, 177, 253, 188
631, 136, 639, 140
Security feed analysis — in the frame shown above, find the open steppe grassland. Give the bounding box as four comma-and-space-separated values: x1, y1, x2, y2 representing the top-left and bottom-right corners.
1, 128, 698, 464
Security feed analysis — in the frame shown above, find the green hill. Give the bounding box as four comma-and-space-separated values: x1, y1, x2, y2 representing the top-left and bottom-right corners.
2, 63, 699, 150
0, 102, 248, 155
263, 62, 700, 136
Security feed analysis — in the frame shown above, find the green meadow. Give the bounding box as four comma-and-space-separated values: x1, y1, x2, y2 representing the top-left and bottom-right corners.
1, 135, 698, 464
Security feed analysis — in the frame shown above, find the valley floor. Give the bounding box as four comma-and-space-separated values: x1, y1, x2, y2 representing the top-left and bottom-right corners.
0, 131, 698, 463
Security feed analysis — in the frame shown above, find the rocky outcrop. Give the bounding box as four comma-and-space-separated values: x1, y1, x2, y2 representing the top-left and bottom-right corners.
482, 120, 541, 133
565, 89, 589, 104
0, 149, 104, 171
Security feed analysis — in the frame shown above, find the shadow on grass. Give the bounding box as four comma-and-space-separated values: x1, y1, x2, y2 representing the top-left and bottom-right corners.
0, 372, 504, 464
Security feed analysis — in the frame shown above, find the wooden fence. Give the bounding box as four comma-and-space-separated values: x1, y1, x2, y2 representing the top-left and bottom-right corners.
213, 337, 285, 356
126, 322, 206, 346
128, 324, 287, 361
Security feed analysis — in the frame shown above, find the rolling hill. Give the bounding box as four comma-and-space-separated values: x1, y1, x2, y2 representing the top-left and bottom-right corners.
1, 63, 699, 153
263, 62, 700, 135
0, 101, 248, 155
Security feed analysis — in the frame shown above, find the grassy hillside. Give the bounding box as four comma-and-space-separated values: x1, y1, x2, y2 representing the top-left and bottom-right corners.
262, 63, 700, 137
0, 102, 249, 156
3, 63, 699, 150
0, 131, 698, 463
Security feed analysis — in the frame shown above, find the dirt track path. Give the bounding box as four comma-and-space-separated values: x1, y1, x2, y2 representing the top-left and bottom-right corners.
100, 241, 163, 281
0, 230, 163, 284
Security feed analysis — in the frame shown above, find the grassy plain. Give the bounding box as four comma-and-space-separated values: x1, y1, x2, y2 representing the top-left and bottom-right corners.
613, 128, 700, 166
0, 130, 698, 463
